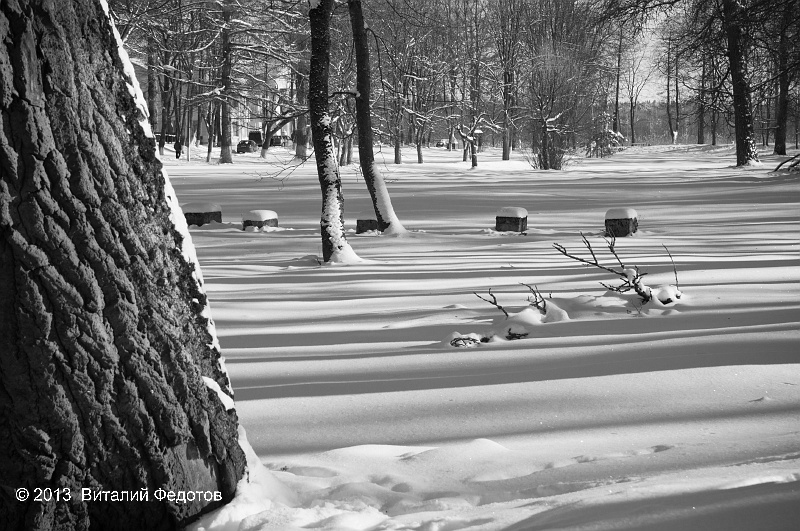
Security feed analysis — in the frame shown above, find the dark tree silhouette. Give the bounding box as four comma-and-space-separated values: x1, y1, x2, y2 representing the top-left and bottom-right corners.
348, 0, 405, 234
0, 1, 245, 529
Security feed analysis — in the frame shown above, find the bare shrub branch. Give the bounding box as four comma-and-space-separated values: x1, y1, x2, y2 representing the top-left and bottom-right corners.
474, 289, 509, 318
521, 283, 547, 315
554, 232, 652, 303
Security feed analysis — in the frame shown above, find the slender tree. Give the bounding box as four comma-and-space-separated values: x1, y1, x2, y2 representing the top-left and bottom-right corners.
1, 1, 246, 529
492, 0, 524, 160
308, 0, 359, 262
348, 0, 407, 234
772, 0, 797, 155
219, 0, 235, 163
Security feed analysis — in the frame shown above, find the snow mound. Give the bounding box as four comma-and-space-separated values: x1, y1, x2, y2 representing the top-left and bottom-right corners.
488, 304, 569, 340
244, 225, 290, 233
497, 206, 528, 217
182, 202, 222, 213
605, 207, 638, 219
242, 210, 278, 222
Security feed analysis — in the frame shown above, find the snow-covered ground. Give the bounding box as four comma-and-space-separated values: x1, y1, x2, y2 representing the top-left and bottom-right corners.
171, 144, 800, 530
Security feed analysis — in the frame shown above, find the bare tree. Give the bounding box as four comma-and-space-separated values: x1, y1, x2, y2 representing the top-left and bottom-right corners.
491, 0, 524, 160
308, 0, 358, 262
622, 39, 657, 145
604, 0, 761, 165
348, 0, 407, 234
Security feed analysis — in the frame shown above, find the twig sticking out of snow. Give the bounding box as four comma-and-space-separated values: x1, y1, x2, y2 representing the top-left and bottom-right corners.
553, 233, 652, 303
521, 283, 547, 315
663, 244, 681, 293
474, 289, 509, 318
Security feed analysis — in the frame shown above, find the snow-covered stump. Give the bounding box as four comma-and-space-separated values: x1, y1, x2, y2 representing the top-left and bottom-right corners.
496, 206, 528, 232
182, 202, 222, 227
242, 210, 278, 230
356, 218, 379, 234
605, 207, 638, 237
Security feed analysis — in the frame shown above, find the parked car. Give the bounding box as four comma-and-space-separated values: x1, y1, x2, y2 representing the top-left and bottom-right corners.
237, 140, 258, 153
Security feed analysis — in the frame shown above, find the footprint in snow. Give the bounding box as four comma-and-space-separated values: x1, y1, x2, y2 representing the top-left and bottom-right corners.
749, 396, 774, 403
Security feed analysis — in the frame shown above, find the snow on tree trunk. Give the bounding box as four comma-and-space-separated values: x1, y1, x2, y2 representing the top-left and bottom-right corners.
309, 0, 360, 262
0, 1, 246, 528
721, 0, 760, 166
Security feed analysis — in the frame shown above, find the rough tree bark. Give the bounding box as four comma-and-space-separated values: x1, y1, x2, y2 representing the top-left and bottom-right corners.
348, 0, 406, 234
309, 0, 356, 262
0, 2, 246, 529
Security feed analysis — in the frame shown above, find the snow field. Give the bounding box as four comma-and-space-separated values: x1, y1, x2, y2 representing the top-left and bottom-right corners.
175, 144, 800, 530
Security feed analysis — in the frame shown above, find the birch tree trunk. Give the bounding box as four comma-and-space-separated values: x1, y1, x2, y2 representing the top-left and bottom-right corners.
0, 1, 246, 528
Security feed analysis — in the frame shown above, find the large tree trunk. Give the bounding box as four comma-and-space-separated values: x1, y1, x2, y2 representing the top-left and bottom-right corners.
0, 2, 246, 529
721, 0, 760, 166
309, 0, 357, 262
